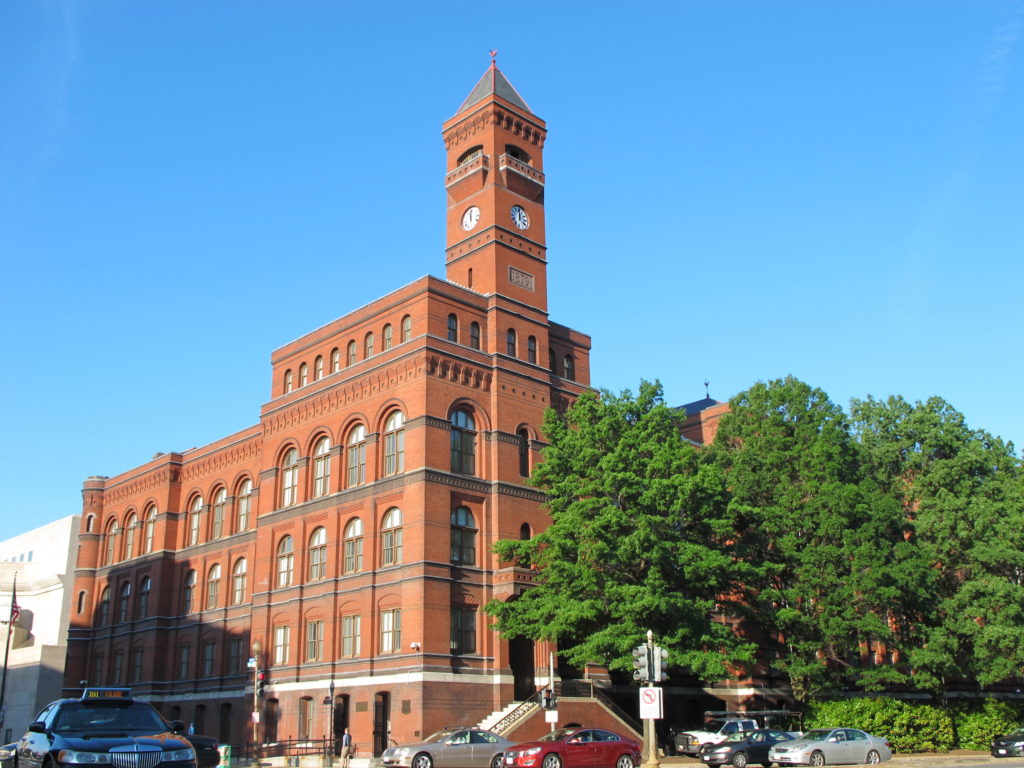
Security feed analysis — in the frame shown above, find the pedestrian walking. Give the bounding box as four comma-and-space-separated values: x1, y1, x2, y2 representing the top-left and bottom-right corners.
341, 728, 353, 768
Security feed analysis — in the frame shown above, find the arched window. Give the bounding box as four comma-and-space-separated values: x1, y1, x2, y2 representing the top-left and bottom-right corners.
451, 507, 477, 565
505, 144, 530, 164
77, 591, 86, 615
506, 328, 517, 356
118, 581, 131, 623
183, 570, 196, 614
143, 506, 156, 554
138, 577, 151, 619
314, 355, 324, 381
346, 340, 357, 366
364, 332, 375, 358
188, 496, 203, 546
383, 411, 405, 476
381, 508, 403, 567
312, 437, 332, 498
382, 324, 393, 351
211, 488, 227, 539
447, 314, 458, 342
450, 409, 476, 476
232, 558, 247, 605
331, 347, 341, 373
517, 428, 530, 476
206, 564, 221, 610
401, 315, 412, 343
105, 520, 119, 565
97, 586, 111, 626
308, 527, 328, 581
280, 448, 299, 507
236, 479, 253, 531
277, 536, 294, 587
564, 354, 575, 381
86, 515, 95, 532
528, 336, 537, 364
458, 145, 483, 166
347, 426, 367, 487
343, 519, 363, 574
470, 322, 481, 350
123, 513, 137, 560
519, 523, 532, 541
299, 362, 308, 387
284, 369, 294, 393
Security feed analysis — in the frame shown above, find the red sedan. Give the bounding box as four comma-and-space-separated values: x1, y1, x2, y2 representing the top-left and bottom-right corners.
504, 727, 641, 768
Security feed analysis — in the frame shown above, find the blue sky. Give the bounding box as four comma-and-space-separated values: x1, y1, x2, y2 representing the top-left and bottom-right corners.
2, 1, 1022, 540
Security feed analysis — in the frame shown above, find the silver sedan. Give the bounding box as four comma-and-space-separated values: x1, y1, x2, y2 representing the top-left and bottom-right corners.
768, 728, 892, 766
382, 728, 516, 768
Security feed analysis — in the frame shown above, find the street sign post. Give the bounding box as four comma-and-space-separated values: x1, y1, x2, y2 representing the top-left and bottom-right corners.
639, 686, 663, 720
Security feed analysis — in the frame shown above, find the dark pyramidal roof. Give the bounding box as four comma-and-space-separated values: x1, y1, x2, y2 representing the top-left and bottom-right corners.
457, 63, 532, 114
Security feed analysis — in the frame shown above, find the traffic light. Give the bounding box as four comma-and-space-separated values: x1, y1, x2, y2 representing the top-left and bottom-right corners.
257, 670, 267, 698
631, 645, 650, 682
652, 646, 669, 682
541, 688, 556, 710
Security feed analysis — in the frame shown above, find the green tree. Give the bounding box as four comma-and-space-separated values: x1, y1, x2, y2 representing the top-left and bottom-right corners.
704, 376, 929, 700
485, 381, 755, 680
850, 395, 1024, 696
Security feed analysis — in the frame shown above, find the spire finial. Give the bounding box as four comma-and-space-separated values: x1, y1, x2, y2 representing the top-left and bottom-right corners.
704, 379, 710, 398
489, 49, 498, 66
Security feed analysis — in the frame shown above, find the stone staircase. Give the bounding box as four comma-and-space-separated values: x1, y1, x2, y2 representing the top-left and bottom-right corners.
476, 700, 539, 734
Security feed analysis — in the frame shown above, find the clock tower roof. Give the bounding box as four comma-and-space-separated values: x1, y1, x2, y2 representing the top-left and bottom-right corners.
455, 62, 532, 115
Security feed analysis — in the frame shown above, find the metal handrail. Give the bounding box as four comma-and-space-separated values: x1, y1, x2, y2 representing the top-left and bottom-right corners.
489, 691, 542, 735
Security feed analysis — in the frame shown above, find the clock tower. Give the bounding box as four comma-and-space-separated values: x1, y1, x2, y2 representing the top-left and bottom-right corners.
443, 62, 548, 312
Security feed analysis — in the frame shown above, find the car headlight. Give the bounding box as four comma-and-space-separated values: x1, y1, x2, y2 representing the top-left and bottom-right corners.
523, 748, 541, 756
58, 752, 114, 764
165, 748, 196, 762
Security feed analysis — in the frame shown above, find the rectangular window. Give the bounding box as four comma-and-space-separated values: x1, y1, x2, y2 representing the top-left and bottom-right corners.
342, 615, 361, 658
450, 607, 477, 654
111, 652, 124, 684
274, 625, 291, 666
228, 637, 243, 674
299, 697, 316, 741
380, 608, 401, 654
202, 641, 216, 677
178, 646, 191, 680
132, 648, 144, 683
306, 620, 324, 662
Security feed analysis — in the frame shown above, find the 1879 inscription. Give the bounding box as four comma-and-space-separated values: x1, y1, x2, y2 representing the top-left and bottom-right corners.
508, 266, 535, 291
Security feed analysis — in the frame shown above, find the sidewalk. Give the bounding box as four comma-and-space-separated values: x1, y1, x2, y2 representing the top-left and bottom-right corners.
659, 751, 1004, 765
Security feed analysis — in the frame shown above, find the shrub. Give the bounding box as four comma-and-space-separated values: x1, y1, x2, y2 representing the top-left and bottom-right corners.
949, 699, 1024, 750
805, 697, 954, 753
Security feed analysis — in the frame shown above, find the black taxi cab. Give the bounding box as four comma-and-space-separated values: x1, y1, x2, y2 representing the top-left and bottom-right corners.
16, 688, 197, 768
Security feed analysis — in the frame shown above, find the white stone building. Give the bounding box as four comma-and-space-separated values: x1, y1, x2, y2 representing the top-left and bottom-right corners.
0, 515, 79, 742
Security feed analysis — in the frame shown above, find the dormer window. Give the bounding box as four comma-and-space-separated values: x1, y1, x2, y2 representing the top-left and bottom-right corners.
457, 146, 483, 166
505, 144, 530, 164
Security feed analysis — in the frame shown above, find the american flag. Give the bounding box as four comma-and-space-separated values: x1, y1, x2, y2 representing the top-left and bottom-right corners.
9, 584, 19, 627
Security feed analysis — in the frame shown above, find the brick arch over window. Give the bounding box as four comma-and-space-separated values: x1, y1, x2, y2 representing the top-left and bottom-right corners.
278, 445, 300, 508
186, 494, 204, 547
122, 510, 138, 560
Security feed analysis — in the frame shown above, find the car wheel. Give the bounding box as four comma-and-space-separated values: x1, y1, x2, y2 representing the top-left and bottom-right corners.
542, 754, 562, 768
866, 750, 881, 765
809, 752, 825, 767
413, 753, 433, 768
616, 754, 635, 768
732, 752, 748, 768
491, 754, 504, 768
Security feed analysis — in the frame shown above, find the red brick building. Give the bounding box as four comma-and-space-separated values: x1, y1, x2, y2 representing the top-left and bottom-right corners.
66, 64, 593, 751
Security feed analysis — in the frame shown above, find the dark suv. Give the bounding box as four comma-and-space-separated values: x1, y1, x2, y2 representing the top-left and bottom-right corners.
16, 688, 198, 768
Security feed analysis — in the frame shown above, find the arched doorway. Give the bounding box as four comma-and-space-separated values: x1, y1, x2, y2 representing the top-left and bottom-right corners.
509, 636, 535, 701
333, 694, 349, 756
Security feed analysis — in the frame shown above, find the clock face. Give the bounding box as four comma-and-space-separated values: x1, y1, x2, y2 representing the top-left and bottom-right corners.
461, 206, 480, 231
510, 205, 530, 230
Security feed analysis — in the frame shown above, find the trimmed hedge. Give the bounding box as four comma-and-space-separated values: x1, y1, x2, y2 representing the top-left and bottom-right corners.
805, 697, 1024, 752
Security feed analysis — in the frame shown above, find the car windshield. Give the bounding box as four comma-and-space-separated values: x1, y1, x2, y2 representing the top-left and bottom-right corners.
539, 729, 578, 742
1006, 729, 1024, 738
704, 720, 728, 732
802, 730, 834, 742
52, 702, 168, 733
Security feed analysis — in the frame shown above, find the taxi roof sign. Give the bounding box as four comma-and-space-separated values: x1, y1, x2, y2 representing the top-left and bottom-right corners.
82, 687, 132, 700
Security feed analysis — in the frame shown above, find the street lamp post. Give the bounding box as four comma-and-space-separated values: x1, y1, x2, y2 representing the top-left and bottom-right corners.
251, 640, 262, 757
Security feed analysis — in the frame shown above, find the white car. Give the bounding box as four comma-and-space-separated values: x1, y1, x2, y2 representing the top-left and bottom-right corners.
768, 727, 892, 766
